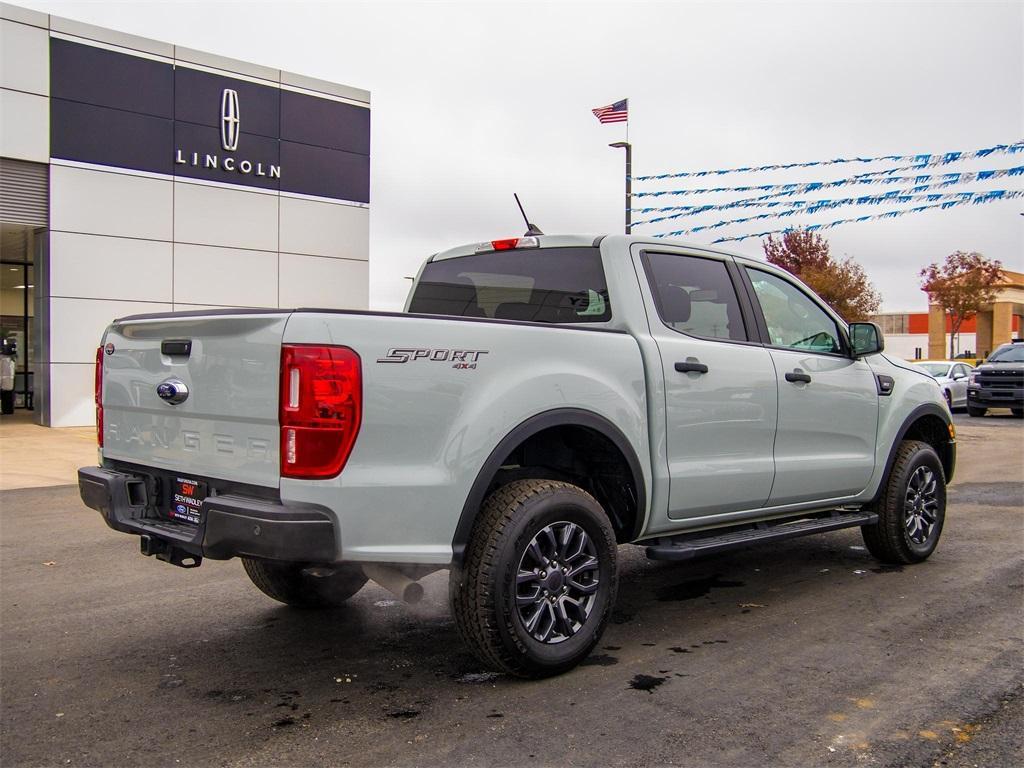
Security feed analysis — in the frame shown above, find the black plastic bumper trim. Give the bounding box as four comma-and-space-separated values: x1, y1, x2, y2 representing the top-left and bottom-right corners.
78, 466, 337, 563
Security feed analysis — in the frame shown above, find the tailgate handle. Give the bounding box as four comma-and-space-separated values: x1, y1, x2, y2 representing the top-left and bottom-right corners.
161, 339, 192, 357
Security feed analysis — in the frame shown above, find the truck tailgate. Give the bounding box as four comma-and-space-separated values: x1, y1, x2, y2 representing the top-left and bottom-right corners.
100, 312, 289, 488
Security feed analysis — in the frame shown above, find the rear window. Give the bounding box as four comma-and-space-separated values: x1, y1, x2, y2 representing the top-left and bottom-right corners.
408, 247, 611, 323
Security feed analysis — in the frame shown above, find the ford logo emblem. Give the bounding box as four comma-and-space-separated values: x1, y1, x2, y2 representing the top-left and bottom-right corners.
156, 378, 189, 405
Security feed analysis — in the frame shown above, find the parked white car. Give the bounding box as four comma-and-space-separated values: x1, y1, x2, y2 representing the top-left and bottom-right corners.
913, 361, 975, 411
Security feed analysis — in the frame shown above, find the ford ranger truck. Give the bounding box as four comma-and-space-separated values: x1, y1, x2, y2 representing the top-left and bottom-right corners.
79, 234, 956, 677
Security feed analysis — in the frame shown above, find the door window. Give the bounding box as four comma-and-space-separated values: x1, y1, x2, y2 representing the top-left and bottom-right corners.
643, 252, 747, 342
745, 268, 843, 354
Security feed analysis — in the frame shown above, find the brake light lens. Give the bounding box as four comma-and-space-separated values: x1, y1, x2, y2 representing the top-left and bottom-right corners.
279, 345, 362, 479
476, 236, 540, 253
94, 345, 104, 447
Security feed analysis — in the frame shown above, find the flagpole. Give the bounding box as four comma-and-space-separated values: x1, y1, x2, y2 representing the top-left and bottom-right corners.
598, 99, 632, 235
610, 136, 632, 235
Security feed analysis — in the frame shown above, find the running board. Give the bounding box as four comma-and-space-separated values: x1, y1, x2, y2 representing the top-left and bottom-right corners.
644, 510, 878, 562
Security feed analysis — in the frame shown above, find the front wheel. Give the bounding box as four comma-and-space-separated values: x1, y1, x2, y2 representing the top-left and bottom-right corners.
1012, 408, 1023, 418
967, 405, 986, 417
450, 479, 618, 678
862, 440, 946, 564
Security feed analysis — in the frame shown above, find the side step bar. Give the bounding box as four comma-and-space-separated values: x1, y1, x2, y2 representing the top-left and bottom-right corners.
645, 510, 878, 562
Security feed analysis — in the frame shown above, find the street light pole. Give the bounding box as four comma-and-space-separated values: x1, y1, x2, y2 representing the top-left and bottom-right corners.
609, 141, 632, 235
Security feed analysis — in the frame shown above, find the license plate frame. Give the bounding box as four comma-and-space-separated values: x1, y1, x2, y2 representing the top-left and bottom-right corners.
170, 476, 207, 525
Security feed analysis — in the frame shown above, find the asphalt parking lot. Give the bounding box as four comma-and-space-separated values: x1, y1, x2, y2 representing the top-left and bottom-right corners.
1, 412, 1021, 767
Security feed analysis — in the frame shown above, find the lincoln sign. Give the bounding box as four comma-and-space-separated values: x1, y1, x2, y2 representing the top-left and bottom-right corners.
50, 38, 370, 203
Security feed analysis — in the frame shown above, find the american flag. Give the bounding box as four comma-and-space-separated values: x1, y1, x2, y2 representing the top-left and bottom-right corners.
592, 99, 628, 124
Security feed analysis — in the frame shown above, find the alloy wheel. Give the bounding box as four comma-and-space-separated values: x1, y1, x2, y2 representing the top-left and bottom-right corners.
515, 521, 600, 644
904, 466, 940, 545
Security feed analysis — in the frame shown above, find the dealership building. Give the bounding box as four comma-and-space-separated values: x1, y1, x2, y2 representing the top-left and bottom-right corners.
0, 2, 370, 427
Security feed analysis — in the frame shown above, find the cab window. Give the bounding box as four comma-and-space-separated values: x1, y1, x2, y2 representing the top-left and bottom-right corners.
643, 252, 748, 342
745, 268, 844, 354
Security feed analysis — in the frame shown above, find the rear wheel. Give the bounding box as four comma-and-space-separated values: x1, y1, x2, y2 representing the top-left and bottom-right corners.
967, 405, 986, 417
862, 440, 946, 564
242, 559, 367, 608
450, 479, 618, 678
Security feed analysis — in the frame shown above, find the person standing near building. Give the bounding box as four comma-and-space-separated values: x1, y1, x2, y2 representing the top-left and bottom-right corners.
0, 339, 17, 415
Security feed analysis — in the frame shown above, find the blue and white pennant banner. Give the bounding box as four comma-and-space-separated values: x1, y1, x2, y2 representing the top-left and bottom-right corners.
652, 190, 1024, 244
632, 166, 1024, 225
633, 162, 1024, 200
650, 189, 1021, 238
634, 141, 1024, 181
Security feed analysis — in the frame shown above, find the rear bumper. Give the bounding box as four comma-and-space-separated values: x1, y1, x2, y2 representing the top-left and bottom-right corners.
78, 466, 337, 563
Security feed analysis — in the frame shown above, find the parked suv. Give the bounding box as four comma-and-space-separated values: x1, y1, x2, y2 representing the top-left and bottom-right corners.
967, 339, 1024, 417
79, 234, 956, 677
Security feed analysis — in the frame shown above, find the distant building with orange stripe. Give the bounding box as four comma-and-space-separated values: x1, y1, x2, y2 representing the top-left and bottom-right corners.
872, 269, 1024, 360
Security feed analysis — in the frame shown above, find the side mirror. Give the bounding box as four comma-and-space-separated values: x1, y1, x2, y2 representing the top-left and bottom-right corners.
952, 373, 965, 381
849, 322, 884, 357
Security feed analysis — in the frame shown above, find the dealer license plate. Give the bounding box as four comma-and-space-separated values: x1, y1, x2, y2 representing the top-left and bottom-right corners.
170, 476, 207, 525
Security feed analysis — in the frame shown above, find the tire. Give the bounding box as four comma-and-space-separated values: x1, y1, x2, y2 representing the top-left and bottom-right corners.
1012, 408, 1023, 418
242, 559, 368, 608
967, 405, 986, 417
943, 390, 952, 409
450, 479, 618, 678
862, 440, 946, 564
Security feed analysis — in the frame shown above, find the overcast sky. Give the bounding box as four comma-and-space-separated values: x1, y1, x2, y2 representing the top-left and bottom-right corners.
19, 0, 1024, 311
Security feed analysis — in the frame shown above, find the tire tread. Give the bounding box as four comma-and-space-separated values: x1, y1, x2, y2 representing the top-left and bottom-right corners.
451, 479, 612, 677
862, 440, 943, 564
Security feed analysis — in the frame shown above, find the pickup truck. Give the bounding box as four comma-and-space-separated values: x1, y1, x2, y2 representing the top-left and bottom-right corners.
79, 234, 956, 677
966, 339, 1024, 417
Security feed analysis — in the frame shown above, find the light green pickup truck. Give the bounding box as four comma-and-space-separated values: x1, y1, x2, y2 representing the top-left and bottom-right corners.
79, 234, 956, 677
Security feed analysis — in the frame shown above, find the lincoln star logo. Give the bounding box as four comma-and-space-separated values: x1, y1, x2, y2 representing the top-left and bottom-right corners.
174, 86, 280, 179
221, 89, 240, 152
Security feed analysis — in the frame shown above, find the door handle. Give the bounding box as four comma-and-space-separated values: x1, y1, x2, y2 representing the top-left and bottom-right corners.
785, 370, 812, 384
675, 361, 709, 374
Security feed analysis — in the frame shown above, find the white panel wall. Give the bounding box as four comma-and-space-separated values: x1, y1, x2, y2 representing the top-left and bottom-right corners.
173, 243, 278, 307
280, 197, 369, 260
279, 254, 369, 309
49, 297, 172, 363
49, 232, 173, 303
51, 165, 173, 240
0, 18, 48, 95
47, 363, 95, 428
0, 89, 48, 163
173, 182, 278, 252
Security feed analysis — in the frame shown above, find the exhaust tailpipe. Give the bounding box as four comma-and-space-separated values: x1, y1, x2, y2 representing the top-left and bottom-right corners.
362, 563, 424, 604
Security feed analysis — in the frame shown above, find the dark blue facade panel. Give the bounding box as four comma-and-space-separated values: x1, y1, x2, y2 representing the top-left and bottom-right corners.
51, 98, 174, 175
48, 38, 369, 203
50, 37, 173, 118
281, 89, 370, 155
280, 142, 370, 203
174, 66, 280, 139
173, 122, 280, 190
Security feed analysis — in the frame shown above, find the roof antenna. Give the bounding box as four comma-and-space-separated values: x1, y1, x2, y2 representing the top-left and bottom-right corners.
514, 193, 544, 236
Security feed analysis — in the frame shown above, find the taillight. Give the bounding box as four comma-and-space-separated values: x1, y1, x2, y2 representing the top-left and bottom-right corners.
94, 345, 104, 448
279, 345, 362, 479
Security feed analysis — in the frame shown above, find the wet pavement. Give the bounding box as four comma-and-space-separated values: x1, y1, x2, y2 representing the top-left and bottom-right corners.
1, 412, 1021, 767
